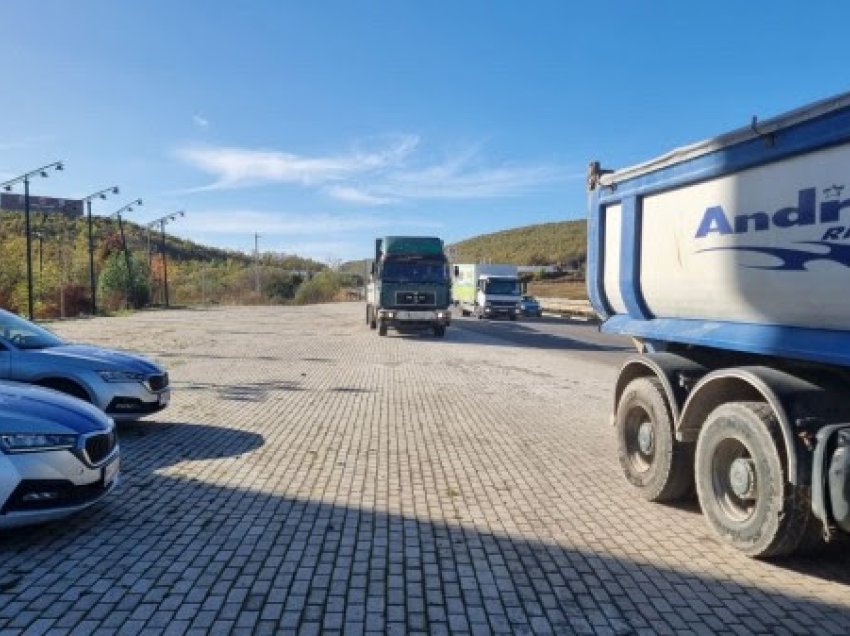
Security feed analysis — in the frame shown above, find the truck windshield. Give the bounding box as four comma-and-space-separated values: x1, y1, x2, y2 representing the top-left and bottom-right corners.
381, 260, 448, 284
484, 279, 520, 295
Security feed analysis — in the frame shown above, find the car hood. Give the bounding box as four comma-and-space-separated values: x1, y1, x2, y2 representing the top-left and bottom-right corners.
35, 344, 162, 374
0, 381, 111, 434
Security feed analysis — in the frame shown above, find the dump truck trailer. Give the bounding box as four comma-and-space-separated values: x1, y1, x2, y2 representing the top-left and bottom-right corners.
587, 92, 850, 557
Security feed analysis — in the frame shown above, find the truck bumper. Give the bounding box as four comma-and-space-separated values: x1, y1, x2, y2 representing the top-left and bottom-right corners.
482, 307, 518, 318
377, 309, 451, 328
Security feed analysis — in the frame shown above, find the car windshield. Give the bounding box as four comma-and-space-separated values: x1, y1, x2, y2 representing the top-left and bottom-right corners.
484, 279, 520, 295
381, 259, 448, 284
0, 311, 65, 350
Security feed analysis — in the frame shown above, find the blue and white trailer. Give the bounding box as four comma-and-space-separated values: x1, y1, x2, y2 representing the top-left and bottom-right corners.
587, 93, 850, 557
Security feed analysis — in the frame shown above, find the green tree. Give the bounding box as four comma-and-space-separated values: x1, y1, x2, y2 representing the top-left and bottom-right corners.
97, 253, 151, 311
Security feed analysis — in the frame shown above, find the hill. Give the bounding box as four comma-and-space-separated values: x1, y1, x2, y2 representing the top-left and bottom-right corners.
0, 210, 328, 316
447, 220, 586, 267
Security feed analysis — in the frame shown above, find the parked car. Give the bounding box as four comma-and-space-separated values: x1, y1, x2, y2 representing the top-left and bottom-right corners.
0, 381, 119, 528
519, 295, 543, 317
0, 310, 170, 421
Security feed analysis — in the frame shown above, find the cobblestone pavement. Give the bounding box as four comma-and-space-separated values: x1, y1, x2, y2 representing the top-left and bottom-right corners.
0, 304, 848, 635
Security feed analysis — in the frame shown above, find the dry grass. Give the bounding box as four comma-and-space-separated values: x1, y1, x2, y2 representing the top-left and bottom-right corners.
526, 279, 588, 300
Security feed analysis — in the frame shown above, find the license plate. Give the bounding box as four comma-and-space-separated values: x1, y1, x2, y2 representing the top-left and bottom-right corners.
158, 391, 171, 406
103, 457, 120, 486
399, 311, 434, 320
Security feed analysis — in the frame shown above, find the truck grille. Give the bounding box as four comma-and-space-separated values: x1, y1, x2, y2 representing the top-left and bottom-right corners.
490, 300, 517, 307
395, 291, 435, 306
147, 373, 169, 391
84, 431, 117, 465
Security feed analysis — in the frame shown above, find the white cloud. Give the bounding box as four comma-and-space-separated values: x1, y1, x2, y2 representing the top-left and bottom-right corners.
192, 114, 210, 130
324, 185, 397, 205
177, 209, 441, 236
174, 135, 577, 202
175, 135, 419, 192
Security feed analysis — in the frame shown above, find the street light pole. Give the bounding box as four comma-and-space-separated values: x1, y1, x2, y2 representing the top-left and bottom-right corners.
1, 161, 64, 320
82, 186, 120, 315
108, 199, 142, 309
147, 211, 184, 308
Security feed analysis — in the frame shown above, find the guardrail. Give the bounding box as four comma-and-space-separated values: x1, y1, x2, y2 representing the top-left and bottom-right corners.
536, 297, 598, 319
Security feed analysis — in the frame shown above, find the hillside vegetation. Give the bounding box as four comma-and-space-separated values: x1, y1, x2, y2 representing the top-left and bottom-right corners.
448, 220, 586, 267
0, 210, 334, 318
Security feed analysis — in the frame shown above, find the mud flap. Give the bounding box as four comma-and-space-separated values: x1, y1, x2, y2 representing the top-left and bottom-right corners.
829, 429, 850, 534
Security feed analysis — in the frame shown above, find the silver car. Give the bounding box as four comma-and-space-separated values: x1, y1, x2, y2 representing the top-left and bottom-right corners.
0, 381, 119, 528
0, 310, 170, 421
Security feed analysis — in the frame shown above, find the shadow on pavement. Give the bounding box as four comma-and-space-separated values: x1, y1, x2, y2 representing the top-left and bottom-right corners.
0, 420, 847, 634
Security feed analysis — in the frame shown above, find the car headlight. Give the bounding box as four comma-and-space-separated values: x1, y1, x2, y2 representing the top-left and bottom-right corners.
98, 370, 146, 383
0, 433, 77, 453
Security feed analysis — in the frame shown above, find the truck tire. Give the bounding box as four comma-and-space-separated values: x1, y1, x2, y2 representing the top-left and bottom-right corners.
694, 401, 818, 557
433, 325, 446, 337
509, 313, 517, 321
461, 309, 470, 317
378, 320, 388, 336
616, 377, 693, 502
369, 306, 377, 330
366, 305, 371, 326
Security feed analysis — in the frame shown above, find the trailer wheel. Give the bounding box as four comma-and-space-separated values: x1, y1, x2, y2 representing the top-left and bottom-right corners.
616, 377, 693, 502
378, 320, 388, 336
433, 325, 446, 338
695, 401, 817, 557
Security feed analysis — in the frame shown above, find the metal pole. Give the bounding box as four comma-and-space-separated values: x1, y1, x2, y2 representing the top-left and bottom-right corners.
87, 199, 96, 315
254, 232, 260, 294
161, 220, 170, 307
24, 177, 34, 320
117, 213, 134, 308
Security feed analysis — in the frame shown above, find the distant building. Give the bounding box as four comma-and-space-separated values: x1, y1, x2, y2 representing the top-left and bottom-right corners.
0, 193, 83, 218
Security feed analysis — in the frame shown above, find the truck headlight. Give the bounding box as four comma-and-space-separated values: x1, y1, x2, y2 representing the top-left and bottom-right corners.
0, 433, 77, 453
98, 370, 145, 383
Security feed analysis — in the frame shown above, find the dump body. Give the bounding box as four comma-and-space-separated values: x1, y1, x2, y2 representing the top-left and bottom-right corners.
365, 236, 451, 336
453, 263, 521, 319
588, 92, 850, 556
588, 92, 850, 367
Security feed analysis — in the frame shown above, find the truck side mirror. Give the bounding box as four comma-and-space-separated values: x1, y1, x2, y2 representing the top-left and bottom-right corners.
453, 265, 459, 277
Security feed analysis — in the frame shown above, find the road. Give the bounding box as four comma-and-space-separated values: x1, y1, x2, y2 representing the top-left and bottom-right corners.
451, 313, 632, 368
0, 303, 846, 635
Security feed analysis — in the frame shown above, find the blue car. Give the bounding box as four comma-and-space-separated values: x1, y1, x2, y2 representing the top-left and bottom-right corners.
0, 381, 119, 528
0, 309, 170, 421
519, 295, 542, 317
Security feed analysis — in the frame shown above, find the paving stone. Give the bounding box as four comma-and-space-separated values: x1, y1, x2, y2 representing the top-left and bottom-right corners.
0, 304, 844, 635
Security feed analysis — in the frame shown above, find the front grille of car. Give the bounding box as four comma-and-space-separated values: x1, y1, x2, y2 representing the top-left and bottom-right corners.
395, 291, 436, 306
147, 373, 169, 391
84, 431, 117, 465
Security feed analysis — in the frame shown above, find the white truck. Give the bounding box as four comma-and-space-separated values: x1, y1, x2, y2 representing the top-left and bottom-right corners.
588, 92, 850, 557
452, 263, 521, 320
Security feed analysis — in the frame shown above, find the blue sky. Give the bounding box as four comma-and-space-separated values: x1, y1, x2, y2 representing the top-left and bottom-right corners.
1, 1, 848, 262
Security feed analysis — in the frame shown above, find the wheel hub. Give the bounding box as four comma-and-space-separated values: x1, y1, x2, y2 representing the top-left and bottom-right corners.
637, 421, 654, 455
729, 457, 757, 499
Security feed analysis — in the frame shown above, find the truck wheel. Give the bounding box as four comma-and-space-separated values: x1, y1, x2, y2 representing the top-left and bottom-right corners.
695, 401, 818, 557
366, 305, 371, 326
461, 309, 470, 317
509, 313, 517, 321
433, 325, 446, 337
378, 321, 388, 336
369, 307, 377, 330
616, 377, 693, 502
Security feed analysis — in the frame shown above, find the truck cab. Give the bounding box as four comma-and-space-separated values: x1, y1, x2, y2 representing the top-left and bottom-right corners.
453, 263, 521, 320
365, 236, 452, 337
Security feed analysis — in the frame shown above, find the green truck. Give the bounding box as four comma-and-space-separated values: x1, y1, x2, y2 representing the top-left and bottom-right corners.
365, 236, 452, 337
